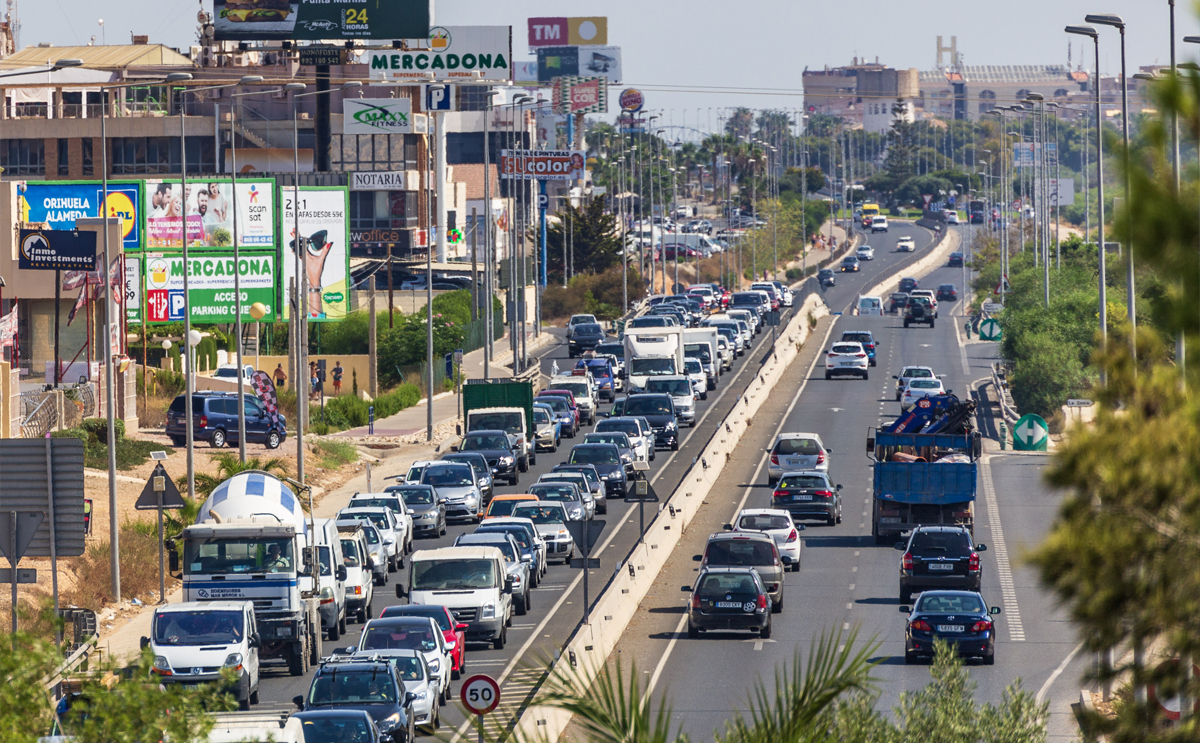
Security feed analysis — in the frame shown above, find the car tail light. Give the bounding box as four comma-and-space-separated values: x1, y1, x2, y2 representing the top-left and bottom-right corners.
909, 619, 931, 631
813, 490, 833, 498
968, 552, 980, 571
199, 415, 208, 428
786, 529, 798, 543
816, 449, 825, 465
856, 353, 867, 358
971, 620, 993, 633
772, 489, 787, 499
769, 453, 779, 465
691, 593, 701, 609
827, 353, 837, 358
902, 552, 914, 570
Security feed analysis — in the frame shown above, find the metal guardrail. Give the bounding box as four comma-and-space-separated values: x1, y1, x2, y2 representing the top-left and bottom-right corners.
991, 361, 1020, 424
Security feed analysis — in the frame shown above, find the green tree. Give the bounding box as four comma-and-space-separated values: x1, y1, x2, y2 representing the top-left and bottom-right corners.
543, 196, 624, 281
179, 451, 293, 500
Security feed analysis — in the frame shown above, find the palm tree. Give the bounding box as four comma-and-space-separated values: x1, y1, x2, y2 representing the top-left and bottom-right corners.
175, 452, 293, 502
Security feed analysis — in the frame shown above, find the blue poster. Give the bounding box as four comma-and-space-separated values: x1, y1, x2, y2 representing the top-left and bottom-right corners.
18, 181, 143, 252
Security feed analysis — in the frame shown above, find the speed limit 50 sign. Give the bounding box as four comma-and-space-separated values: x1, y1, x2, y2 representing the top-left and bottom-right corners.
461, 674, 501, 716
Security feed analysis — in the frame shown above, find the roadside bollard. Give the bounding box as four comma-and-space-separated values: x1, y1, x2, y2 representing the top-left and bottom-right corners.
369, 405, 374, 435
999, 421, 1007, 450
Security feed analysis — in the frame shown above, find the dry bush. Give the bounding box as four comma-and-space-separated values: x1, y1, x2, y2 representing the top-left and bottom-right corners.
63, 521, 164, 609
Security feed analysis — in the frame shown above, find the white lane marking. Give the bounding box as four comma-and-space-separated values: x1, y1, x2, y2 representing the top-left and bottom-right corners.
1036, 642, 1085, 703
645, 314, 841, 700
980, 456, 1026, 641
953, 304, 971, 375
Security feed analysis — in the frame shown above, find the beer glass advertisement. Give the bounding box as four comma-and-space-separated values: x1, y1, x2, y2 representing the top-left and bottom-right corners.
280, 186, 350, 321
144, 180, 275, 249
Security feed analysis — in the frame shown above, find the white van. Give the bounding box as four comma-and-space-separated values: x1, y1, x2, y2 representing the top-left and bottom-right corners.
144, 601, 261, 709
399, 546, 514, 650
855, 296, 884, 317
311, 518, 348, 641
336, 522, 374, 623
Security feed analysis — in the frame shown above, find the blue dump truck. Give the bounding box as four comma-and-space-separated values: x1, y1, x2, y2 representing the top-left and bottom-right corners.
867, 395, 981, 545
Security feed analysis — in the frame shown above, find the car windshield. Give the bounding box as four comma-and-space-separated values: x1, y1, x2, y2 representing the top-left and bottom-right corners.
340, 539, 361, 567
570, 447, 619, 465
597, 420, 638, 436
645, 379, 692, 396
487, 499, 530, 517
461, 435, 508, 451
739, 514, 793, 531
624, 397, 673, 416
406, 465, 426, 481
539, 397, 569, 413
411, 558, 498, 590
571, 315, 597, 325
298, 715, 374, 743
586, 434, 627, 448
513, 505, 566, 524
384, 606, 452, 631
629, 317, 668, 327
533, 409, 552, 424
360, 525, 380, 545
529, 484, 578, 502
685, 360, 703, 374
773, 438, 820, 456
842, 258, 857, 264
778, 475, 827, 489
396, 488, 435, 506
842, 333, 872, 344
831, 344, 861, 354
696, 572, 760, 597
911, 531, 970, 552
939, 284, 956, 291
214, 368, 240, 379
630, 358, 676, 376
153, 610, 243, 645
477, 526, 532, 550
903, 368, 933, 379
917, 594, 984, 614
462, 539, 518, 561
556, 467, 601, 486
351, 497, 401, 513
307, 670, 398, 705
705, 539, 776, 566
586, 363, 611, 377
596, 343, 623, 356
342, 511, 390, 532
909, 380, 941, 390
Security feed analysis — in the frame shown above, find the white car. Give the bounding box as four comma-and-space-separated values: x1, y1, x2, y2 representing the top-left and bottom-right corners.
358, 615, 452, 706
855, 296, 884, 317
766, 432, 830, 483
338, 507, 404, 571
213, 364, 255, 387
901, 377, 947, 410
943, 210, 961, 225
684, 358, 708, 401
566, 314, 598, 339
909, 289, 939, 318
404, 460, 438, 483
595, 417, 652, 463
856, 246, 875, 261
731, 508, 804, 572
825, 342, 869, 380
896, 236, 916, 252
893, 366, 939, 401
871, 216, 889, 233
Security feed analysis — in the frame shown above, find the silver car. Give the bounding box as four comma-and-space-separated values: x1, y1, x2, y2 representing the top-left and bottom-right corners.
513, 502, 575, 564
766, 432, 831, 484
419, 462, 483, 522
643, 376, 696, 427
529, 481, 592, 522
342, 520, 388, 586
353, 648, 440, 731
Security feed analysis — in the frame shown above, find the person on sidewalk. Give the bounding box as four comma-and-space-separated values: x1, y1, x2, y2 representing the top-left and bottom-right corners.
273, 363, 287, 389
332, 361, 343, 396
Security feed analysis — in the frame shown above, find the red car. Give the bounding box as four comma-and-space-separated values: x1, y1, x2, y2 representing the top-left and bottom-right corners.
379, 604, 467, 678
538, 390, 580, 427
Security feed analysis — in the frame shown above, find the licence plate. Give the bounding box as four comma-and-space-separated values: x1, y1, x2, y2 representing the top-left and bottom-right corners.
880, 517, 901, 524
936, 624, 965, 633
715, 601, 741, 608
786, 458, 804, 466
928, 563, 955, 571
839, 361, 856, 366
793, 494, 813, 501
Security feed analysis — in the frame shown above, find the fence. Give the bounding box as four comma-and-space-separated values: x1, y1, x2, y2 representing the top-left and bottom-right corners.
394, 317, 506, 395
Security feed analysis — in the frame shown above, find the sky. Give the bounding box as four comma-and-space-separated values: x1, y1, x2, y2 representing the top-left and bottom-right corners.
18, 0, 1200, 127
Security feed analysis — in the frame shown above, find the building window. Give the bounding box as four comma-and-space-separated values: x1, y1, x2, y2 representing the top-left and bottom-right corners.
1, 139, 45, 175
349, 191, 390, 230
184, 137, 216, 174
82, 138, 93, 176
458, 86, 491, 112
58, 139, 69, 176
111, 136, 180, 174
333, 133, 416, 172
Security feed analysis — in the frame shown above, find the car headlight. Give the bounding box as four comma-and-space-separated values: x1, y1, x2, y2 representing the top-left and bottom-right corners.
568, 507, 583, 519
153, 655, 171, 672
380, 713, 401, 730
224, 653, 244, 668
412, 690, 428, 701
621, 453, 632, 463
479, 477, 489, 487
500, 456, 514, 465
481, 602, 497, 619
428, 658, 441, 672
665, 421, 677, 431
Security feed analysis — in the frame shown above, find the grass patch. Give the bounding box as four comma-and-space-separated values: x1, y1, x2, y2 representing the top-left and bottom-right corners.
312, 439, 359, 470
63, 521, 163, 609
52, 419, 165, 470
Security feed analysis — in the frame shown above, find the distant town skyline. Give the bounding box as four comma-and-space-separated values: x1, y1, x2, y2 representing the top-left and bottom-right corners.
14, 0, 1196, 116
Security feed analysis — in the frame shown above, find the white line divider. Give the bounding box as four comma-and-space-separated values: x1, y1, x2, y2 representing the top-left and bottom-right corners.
858, 227, 963, 302
979, 456, 1025, 642
503, 291, 831, 742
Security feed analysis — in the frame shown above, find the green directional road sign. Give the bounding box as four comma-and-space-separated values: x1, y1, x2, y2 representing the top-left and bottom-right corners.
978, 318, 1002, 341
1012, 413, 1049, 451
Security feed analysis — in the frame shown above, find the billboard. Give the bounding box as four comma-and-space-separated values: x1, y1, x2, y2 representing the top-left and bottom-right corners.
213, 0, 429, 42
344, 98, 415, 135
18, 229, 97, 271
500, 150, 586, 181
280, 186, 350, 321
144, 180, 275, 250
124, 256, 141, 323
537, 46, 621, 83
527, 17, 607, 47
365, 26, 512, 82
553, 76, 608, 114
143, 252, 278, 324
18, 181, 142, 253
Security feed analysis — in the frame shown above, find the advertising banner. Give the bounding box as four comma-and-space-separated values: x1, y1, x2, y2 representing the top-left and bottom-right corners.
537, 46, 621, 82
619, 88, 644, 112
365, 26, 512, 82
343, 98, 415, 135
553, 76, 607, 114
124, 256, 141, 323
18, 229, 97, 271
18, 181, 142, 253
500, 150, 586, 181
144, 180, 275, 249
143, 252, 278, 324
280, 186, 350, 321
213, 0, 429, 42
527, 17, 607, 47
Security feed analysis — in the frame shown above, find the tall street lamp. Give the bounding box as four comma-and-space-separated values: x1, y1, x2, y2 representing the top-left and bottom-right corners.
1086, 13, 1135, 360
1026, 92, 1050, 307
1067, 24, 1108, 373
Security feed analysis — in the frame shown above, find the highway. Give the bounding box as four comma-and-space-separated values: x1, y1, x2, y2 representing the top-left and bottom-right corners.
596, 225, 1086, 741
251, 221, 971, 737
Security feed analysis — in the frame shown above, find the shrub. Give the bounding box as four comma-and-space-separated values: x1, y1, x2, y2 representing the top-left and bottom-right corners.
313, 439, 358, 469
785, 267, 803, 281
63, 521, 162, 608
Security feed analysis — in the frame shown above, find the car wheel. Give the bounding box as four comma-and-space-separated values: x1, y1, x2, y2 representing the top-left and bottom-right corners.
170, 436, 185, 446
903, 320, 910, 328
862, 371, 869, 381
211, 429, 226, 449
250, 686, 260, 705
516, 593, 528, 616
327, 620, 339, 642
930, 319, 936, 328
825, 371, 832, 380
530, 451, 537, 466
899, 589, 911, 603
358, 606, 368, 623
896, 392, 902, 401
339, 613, 347, 634
493, 626, 506, 650
983, 652, 995, 666
266, 430, 281, 449
439, 519, 447, 536
551, 440, 558, 453
772, 595, 783, 613
904, 651, 918, 665
870, 359, 876, 367
671, 439, 679, 451
388, 555, 397, 573
759, 620, 772, 639
687, 623, 699, 639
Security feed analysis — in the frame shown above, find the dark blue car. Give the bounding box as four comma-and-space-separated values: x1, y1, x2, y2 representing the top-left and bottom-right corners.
166, 392, 286, 449
577, 358, 616, 402
901, 590, 1001, 665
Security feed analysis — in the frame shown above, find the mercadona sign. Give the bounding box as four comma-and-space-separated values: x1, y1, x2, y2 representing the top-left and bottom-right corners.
142, 252, 277, 324
365, 26, 511, 81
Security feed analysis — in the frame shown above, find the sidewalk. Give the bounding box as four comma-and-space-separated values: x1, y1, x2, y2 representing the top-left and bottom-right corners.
785, 220, 850, 273
336, 329, 555, 438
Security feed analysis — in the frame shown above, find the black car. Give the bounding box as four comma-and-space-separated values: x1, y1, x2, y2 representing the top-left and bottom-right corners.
840, 256, 860, 273
903, 296, 935, 328
441, 452, 495, 501
552, 464, 606, 510
771, 470, 843, 525
898, 277, 920, 293
294, 660, 415, 743
166, 392, 287, 449
887, 292, 909, 314
567, 443, 627, 497
456, 429, 519, 486
818, 268, 836, 288
620, 394, 679, 451
683, 567, 772, 638
947, 252, 964, 267
568, 323, 606, 358
895, 525, 987, 602
901, 590, 1001, 665
292, 709, 386, 743
936, 284, 959, 302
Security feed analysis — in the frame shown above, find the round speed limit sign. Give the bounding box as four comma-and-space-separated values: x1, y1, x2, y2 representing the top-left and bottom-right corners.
461, 674, 501, 716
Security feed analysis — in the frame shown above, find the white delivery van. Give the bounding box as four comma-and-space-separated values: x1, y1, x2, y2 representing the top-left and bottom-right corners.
399, 546, 514, 650
855, 296, 884, 316
144, 601, 261, 709
311, 518, 348, 641
335, 522, 374, 623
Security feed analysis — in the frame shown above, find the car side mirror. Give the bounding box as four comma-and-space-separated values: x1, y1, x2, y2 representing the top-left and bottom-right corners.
692, 555, 702, 562
975, 544, 987, 552
292, 695, 305, 710
504, 577, 514, 594
140, 636, 150, 650
899, 606, 911, 613
456, 623, 468, 632
990, 606, 1002, 615
945, 389, 952, 395
825, 447, 832, 453
396, 584, 407, 599
336, 565, 347, 581
404, 691, 417, 707
450, 445, 458, 452
681, 585, 692, 593
168, 549, 180, 574
892, 375, 898, 379
836, 484, 844, 491
249, 632, 261, 648
893, 543, 906, 551
797, 524, 806, 531
722, 523, 733, 531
